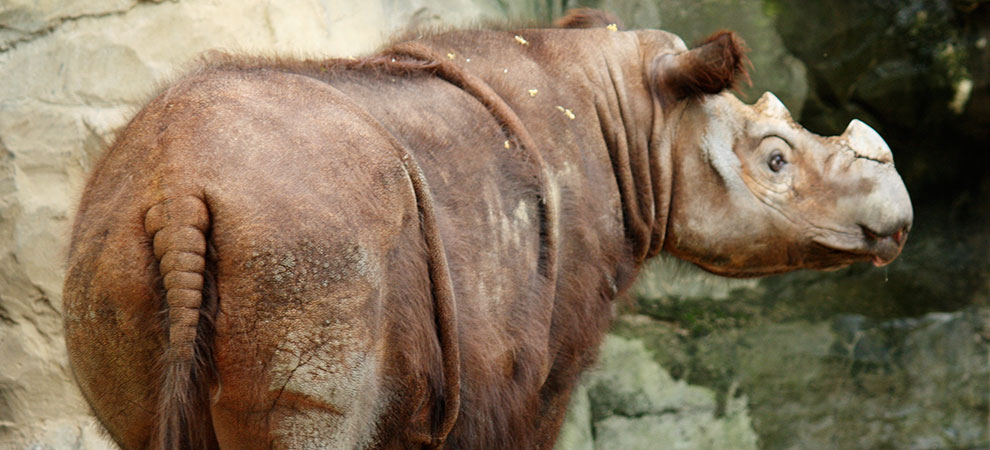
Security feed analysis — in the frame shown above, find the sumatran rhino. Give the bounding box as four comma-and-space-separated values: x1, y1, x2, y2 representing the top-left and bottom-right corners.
63, 9, 912, 450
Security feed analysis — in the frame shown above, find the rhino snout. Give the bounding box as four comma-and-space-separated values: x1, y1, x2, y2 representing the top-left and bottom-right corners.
825, 119, 912, 267
851, 164, 913, 267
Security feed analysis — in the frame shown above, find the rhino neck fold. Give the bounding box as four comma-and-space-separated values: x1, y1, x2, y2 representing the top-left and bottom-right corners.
596, 50, 672, 263
644, 94, 675, 260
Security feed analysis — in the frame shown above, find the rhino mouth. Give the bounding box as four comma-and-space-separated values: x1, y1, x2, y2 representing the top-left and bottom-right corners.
859, 224, 909, 266
812, 225, 909, 269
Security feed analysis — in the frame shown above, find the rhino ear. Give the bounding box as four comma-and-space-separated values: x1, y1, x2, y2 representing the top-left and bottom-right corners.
555, 8, 623, 30
654, 31, 750, 101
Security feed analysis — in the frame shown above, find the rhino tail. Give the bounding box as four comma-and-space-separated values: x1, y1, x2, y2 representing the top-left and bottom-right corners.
144, 195, 219, 450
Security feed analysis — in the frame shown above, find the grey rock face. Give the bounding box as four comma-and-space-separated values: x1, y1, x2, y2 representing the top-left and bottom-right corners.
618, 306, 990, 450
553, 383, 595, 450
825, 308, 990, 449
0, 0, 137, 51
556, 335, 759, 450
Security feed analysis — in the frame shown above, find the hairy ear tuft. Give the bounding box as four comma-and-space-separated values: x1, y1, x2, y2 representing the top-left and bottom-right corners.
555, 8, 624, 30
656, 30, 751, 101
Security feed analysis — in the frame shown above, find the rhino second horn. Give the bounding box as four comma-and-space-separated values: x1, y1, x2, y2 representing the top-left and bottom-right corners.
755, 92, 789, 118
842, 119, 893, 164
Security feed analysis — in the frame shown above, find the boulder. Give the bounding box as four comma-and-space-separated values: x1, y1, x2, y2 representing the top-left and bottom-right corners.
556, 335, 759, 450
552, 383, 595, 450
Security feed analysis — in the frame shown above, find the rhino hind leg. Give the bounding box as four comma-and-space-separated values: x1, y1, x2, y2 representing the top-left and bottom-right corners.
205, 236, 399, 449
64, 195, 220, 450
206, 324, 393, 448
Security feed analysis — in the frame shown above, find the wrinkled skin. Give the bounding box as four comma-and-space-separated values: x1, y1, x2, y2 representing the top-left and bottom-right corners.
64, 15, 912, 450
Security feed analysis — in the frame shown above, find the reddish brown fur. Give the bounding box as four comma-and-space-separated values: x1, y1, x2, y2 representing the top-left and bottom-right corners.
553, 8, 623, 30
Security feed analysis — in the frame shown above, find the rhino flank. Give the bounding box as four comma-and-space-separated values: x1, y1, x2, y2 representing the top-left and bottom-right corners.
63, 9, 912, 450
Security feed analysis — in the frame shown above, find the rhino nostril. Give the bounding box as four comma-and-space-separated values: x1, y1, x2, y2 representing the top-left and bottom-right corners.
860, 224, 881, 241
892, 226, 909, 245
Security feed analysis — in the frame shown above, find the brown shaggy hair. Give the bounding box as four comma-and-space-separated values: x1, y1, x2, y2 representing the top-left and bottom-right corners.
553, 8, 624, 30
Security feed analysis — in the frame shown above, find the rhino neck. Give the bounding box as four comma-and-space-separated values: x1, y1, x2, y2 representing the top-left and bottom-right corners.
594, 43, 674, 263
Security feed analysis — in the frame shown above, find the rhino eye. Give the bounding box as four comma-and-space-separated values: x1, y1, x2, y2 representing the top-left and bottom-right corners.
768, 153, 786, 172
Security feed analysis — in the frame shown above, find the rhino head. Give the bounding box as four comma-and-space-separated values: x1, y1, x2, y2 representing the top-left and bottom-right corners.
653, 34, 912, 277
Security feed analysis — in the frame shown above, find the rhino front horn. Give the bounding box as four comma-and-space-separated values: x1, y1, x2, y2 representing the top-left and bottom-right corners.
842, 119, 893, 164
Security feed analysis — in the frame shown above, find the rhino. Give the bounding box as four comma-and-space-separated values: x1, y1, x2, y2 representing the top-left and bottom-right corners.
63, 9, 912, 450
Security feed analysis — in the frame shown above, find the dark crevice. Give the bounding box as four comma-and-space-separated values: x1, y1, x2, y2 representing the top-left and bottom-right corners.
0, 1, 156, 53
853, 154, 888, 165
0, 301, 16, 325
